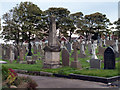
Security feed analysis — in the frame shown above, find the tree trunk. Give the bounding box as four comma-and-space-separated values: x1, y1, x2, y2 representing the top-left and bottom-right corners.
27, 32, 32, 56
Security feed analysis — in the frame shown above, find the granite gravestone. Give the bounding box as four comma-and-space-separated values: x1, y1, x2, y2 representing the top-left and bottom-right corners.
90, 59, 101, 69
62, 48, 69, 66
104, 46, 115, 69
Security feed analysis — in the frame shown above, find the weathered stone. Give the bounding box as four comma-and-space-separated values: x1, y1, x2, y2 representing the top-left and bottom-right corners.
43, 16, 61, 69
90, 59, 101, 69
33, 43, 37, 54
32, 55, 38, 61
65, 42, 71, 53
98, 46, 106, 56
62, 48, 69, 66
106, 40, 114, 46
71, 42, 82, 69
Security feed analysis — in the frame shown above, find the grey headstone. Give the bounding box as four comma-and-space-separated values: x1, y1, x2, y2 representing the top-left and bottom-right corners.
62, 48, 69, 66
71, 42, 82, 69
90, 59, 101, 69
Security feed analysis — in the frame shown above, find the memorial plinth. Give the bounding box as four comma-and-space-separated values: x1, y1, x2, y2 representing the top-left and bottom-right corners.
43, 16, 61, 69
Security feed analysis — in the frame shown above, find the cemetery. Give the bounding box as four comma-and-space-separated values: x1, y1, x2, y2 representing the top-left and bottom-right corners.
1, 1, 120, 89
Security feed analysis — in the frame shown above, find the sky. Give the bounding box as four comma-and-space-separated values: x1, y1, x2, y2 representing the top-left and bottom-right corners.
0, 0, 119, 23
0, 0, 119, 43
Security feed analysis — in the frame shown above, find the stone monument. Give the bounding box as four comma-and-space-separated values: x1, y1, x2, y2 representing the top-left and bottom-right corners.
43, 16, 61, 69
71, 42, 82, 69
90, 41, 101, 69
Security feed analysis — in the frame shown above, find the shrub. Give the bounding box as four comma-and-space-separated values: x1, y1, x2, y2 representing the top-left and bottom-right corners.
2, 65, 9, 81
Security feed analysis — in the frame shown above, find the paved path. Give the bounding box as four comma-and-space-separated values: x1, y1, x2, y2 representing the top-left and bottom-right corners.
18, 74, 109, 88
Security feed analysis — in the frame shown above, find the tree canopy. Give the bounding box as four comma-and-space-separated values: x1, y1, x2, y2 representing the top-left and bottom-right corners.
1, 1, 113, 43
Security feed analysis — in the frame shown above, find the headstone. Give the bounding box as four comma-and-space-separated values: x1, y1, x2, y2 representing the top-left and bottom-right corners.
98, 46, 106, 56
19, 47, 24, 61
62, 48, 69, 66
2, 45, 10, 60
71, 42, 82, 69
14, 46, 18, 60
43, 16, 61, 69
9, 45, 15, 63
33, 43, 37, 54
26, 56, 35, 64
32, 55, 38, 61
65, 42, 71, 53
90, 59, 101, 69
104, 46, 115, 69
88, 41, 92, 54
106, 40, 114, 46
90, 41, 101, 69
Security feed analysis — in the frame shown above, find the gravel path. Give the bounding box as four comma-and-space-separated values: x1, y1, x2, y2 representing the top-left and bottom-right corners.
18, 74, 109, 88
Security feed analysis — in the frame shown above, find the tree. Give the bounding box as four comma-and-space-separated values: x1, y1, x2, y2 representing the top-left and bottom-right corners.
84, 12, 111, 39
114, 18, 120, 39
44, 7, 70, 37
1, 2, 43, 60
70, 12, 87, 36
60, 16, 76, 42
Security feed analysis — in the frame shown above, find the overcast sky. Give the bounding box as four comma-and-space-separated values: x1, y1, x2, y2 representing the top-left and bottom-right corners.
0, 0, 119, 23
0, 0, 119, 43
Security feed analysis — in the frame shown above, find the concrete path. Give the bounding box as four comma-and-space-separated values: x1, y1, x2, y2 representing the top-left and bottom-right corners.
18, 74, 109, 88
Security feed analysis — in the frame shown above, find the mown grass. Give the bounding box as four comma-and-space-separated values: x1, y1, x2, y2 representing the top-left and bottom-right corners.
2, 46, 120, 78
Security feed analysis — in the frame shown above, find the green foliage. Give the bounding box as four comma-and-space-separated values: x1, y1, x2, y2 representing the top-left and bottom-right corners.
2, 65, 9, 81
2, 46, 119, 77
114, 18, 120, 39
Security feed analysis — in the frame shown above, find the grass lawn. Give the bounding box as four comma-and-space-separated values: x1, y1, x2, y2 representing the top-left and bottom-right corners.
2, 47, 120, 78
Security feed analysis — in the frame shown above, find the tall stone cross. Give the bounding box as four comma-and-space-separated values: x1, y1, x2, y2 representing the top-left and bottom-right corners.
48, 16, 57, 46
71, 41, 82, 69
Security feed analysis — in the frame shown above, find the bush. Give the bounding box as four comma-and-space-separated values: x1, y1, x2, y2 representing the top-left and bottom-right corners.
2, 65, 9, 81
